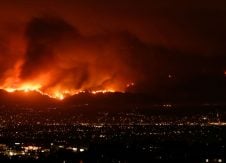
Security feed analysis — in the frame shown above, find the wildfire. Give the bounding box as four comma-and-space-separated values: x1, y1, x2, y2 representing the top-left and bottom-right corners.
0, 15, 140, 102
53, 91, 65, 100
90, 89, 115, 94
0, 62, 133, 100
0, 83, 119, 100
5, 84, 42, 93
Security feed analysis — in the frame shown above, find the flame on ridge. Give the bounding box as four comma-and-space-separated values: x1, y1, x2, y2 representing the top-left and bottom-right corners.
1, 83, 119, 100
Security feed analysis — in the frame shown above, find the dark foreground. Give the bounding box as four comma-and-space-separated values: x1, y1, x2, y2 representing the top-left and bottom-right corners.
0, 124, 225, 163
0, 98, 225, 162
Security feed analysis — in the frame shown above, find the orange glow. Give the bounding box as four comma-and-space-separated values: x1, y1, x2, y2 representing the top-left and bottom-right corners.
0, 35, 134, 100
53, 91, 65, 100
1, 85, 120, 100
0, 60, 132, 99
0, 81, 121, 100
3, 83, 42, 94
0, 64, 127, 100
19, 84, 42, 92
126, 82, 135, 88
0, 15, 138, 99
91, 89, 115, 94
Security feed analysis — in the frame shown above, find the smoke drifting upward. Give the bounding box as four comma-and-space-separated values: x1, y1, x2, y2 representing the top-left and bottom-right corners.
0, 16, 143, 98
1, 1, 226, 101
20, 17, 78, 79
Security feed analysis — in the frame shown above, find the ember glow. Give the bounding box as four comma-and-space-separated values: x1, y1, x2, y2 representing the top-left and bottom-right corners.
0, 59, 122, 100
0, 16, 138, 99
0, 60, 121, 100
0, 59, 126, 100
0, 81, 118, 100
1, 84, 118, 100
0, 0, 226, 102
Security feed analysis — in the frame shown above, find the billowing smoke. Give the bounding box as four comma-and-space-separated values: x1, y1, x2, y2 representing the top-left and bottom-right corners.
20, 17, 78, 79
1, 15, 226, 100
4, 16, 143, 95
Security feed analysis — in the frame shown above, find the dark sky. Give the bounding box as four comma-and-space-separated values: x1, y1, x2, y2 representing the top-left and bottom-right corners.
0, 0, 226, 99
0, 0, 226, 54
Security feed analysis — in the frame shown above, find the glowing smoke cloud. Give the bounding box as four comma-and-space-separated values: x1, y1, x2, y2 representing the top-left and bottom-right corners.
0, 16, 141, 99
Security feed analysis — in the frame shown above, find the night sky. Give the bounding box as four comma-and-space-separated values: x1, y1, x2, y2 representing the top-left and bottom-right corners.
0, 0, 226, 99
